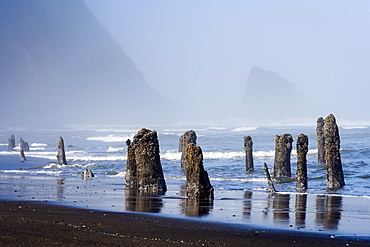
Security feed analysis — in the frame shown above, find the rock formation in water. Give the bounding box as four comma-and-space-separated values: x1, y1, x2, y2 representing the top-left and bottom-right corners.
179, 130, 197, 170
324, 114, 345, 189
8, 134, 15, 150
20, 149, 26, 162
57, 136, 68, 165
296, 134, 309, 191
244, 136, 254, 172
316, 117, 326, 163
243, 66, 315, 119
0, 0, 180, 127
125, 128, 167, 192
185, 143, 214, 200
20, 138, 30, 151
274, 133, 293, 177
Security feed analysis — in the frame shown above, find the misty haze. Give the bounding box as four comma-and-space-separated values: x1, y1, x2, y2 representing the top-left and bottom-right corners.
1, 0, 370, 128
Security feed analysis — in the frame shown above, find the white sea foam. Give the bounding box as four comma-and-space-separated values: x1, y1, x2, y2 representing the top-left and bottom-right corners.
0, 169, 62, 176
203, 151, 245, 159
44, 163, 103, 169
31, 143, 48, 147
160, 151, 181, 160
106, 147, 125, 152
341, 126, 368, 130
87, 135, 132, 142
231, 127, 258, 132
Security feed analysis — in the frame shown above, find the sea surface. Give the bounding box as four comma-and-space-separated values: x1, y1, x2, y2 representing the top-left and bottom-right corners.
1, 122, 370, 237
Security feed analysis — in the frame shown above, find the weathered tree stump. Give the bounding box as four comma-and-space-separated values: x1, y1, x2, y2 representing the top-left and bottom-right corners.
296, 134, 309, 191
81, 169, 94, 178
125, 128, 167, 192
244, 136, 254, 172
179, 130, 197, 170
20, 138, 30, 151
56, 136, 68, 165
324, 114, 345, 189
316, 117, 326, 163
8, 134, 15, 150
274, 134, 293, 177
20, 150, 26, 162
186, 143, 214, 200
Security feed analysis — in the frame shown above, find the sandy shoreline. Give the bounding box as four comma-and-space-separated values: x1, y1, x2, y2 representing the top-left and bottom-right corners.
1, 200, 369, 246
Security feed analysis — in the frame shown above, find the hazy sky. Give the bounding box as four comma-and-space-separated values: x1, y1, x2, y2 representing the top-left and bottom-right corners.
86, 0, 370, 122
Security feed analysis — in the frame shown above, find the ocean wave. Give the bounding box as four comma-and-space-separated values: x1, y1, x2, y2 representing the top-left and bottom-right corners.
0, 169, 62, 176
106, 147, 125, 152
341, 126, 368, 130
31, 143, 48, 147
86, 135, 132, 143
44, 163, 104, 169
231, 127, 258, 132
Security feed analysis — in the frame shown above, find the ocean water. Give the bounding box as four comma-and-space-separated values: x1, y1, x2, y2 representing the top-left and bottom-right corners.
1, 123, 370, 236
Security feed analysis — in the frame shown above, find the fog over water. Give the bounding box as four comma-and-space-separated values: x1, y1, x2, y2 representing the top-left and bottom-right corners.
1, 1, 370, 128
86, 0, 370, 124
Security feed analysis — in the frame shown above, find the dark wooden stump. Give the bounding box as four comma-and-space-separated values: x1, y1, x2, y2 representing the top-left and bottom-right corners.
179, 130, 197, 170
316, 117, 326, 163
296, 134, 308, 191
57, 136, 68, 165
274, 134, 293, 177
125, 128, 167, 192
186, 143, 214, 200
324, 114, 345, 189
244, 136, 254, 172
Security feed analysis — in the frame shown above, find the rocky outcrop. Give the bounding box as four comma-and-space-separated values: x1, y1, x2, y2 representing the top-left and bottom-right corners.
296, 134, 309, 191
8, 134, 15, 150
324, 114, 345, 189
125, 128, 167, 192
20, 138, 30, 151
244, 136, 254, 172
0, 0, 180, 127
274, 134, 293, 177
316, 117, 326, 163
56, 137, 68, 165
179, 130, 197, 170
243, 66, 315, 119
185, 143, 214, 200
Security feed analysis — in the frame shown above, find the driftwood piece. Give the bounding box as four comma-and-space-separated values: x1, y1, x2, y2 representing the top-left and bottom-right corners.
264, 163, 276, 193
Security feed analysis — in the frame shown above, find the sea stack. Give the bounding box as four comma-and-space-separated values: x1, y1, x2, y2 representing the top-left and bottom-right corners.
186, 143, 214, 200
274, 134, 293, 177
324, 114, 345, 189
244, 136, 254, 172
316, 117, 326, 163
125, 128, 167, 192
179, 130, 197, 170
296, 134, 309, 191
56, 136, 68, 165
8, 134, 15, 150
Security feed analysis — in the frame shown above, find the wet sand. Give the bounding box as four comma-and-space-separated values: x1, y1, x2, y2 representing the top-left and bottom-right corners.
1, 200, 369, 246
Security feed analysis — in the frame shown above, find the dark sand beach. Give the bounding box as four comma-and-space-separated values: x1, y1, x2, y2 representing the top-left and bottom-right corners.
1, 200, 369, 246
